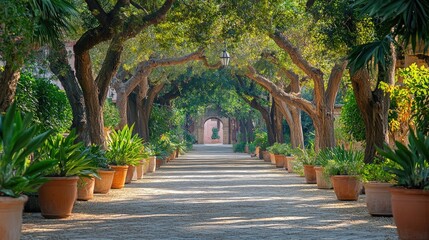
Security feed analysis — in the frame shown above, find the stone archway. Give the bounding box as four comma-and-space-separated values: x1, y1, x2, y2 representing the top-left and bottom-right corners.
203, 118, 224, 144
191, 109, 236, 144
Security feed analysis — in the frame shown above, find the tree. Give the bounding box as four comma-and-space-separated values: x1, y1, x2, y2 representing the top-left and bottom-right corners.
48, 41, 89, 142
72, 0, 175, 145
112, 48, 218, 129
0, 0, 76, 112
346, 0, 429, 162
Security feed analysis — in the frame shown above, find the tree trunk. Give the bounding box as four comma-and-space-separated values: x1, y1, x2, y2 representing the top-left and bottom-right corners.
73, 49, 104, 145
116, 88, 128, 128
246, 118, 255, 142
0, 62, 21, 112
127, 92, 140, 134
139, 83, 165, 142
273, 103, 284, 143
351, 70, 391, 163
350, 45, 395, 163
48, 42, 89, 143
239, 119, 248, 142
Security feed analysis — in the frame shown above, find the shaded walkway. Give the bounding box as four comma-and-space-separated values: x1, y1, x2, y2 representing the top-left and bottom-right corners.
22, 145, 397, 239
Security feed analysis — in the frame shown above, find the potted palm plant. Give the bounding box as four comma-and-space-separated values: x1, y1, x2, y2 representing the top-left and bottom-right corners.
0, 103, 55, 239
254, 131, 269, 160
294, 146, 317, 183
106, 125, 144, 188
377, 131, 429, 240
36, 131, 98, 218
91, 145, 115, 194
324, 146, 364, 201
267, 143, 287, 167
136, 145, 150, 180
314, 148, 333, 189
145, 144, 157, 173
362, 159, 395, 216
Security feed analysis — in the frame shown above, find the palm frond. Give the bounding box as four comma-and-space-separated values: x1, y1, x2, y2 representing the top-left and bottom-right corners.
347, 35, 393, 74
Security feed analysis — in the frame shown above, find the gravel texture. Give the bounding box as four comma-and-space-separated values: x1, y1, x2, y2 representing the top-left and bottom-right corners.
22, 144, 397, 240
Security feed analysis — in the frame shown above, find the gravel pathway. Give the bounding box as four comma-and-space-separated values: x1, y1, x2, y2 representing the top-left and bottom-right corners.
22, 144, 397, 240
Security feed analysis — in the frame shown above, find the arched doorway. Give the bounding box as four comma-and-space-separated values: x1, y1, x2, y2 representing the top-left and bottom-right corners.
203, 118, 224, 144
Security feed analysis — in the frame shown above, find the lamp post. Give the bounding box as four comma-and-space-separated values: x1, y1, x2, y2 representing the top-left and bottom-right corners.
220, 43, 230, 67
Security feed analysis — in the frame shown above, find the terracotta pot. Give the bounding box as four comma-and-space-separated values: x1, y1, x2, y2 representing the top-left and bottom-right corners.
286, 157, 295, 173
274, 155, 286, 168
0, 195, 28, 240
314, 167, 332, 189
255, 147, 260, 156
143, 160, 150, 174
94, 169, 115, 194
136, 162, 144, 179
169, 152, 175, 161
303, 165, 317, 184
269, 153, 276, 165
125, 165, 136, 184
390, 187, 429, 240
262, 151, 270, 162
175, 149, 180, 158
77, 177, 95, 201
330, 175, 361, 201
110, 165, 128, 189
156, 158, 164, 169
38, 176, 78, 219
148, 156, 156, 173
364, 182, 393, 216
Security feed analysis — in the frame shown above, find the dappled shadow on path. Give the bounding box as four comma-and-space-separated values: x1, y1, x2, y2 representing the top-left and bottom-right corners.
22, 144, 397, 240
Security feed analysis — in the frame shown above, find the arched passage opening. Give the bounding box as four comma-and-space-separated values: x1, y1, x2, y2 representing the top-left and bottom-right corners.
203, 117, 224, 144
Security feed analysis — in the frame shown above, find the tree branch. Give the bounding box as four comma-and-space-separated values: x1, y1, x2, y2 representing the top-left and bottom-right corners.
246, 66, 316, 118
84, 0, 109, 25
124, 0, 175, 38
270, 30, 325, 106
325, 60, 347, 109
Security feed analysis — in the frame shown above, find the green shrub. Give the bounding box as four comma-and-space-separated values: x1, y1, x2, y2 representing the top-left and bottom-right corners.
248, 142, 256, 153
233, 142, 246, 152
15, 72, 72, 133
340, 89, 365, 142
362, 158, 396, 183
103, 99, 120, 128
253, 131, 269, 150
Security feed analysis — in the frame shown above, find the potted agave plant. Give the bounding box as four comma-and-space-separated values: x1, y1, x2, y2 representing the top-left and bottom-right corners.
36, 131, 98, 219
106, 125, 144, 188
0, 103, 55, 239
378, 131, 429, 240
324, 146, 364, 201
362, 159, 395, 216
